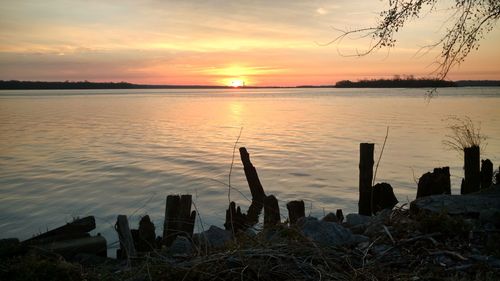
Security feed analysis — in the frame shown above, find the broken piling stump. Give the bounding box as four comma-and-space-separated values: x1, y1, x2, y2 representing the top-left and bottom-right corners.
264, 195, 280, 228
359, 143, 374, 216
416, 167, 451, 198
462, 145, 480, 194
115, 215, 136, 259
372, 182, 398, 213
287, 200, 305, 225
481, 159, 493, 189
336, 209, 344, 223
162, 194, 196, 247
137, 215, 156, 252
224, 201, 246, 232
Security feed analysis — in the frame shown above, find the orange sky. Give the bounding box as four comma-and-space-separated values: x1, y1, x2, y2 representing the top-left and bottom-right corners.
1, 0, 499, 86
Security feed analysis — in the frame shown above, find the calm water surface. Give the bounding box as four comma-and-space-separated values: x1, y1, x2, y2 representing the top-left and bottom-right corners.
1, 88, 499, 250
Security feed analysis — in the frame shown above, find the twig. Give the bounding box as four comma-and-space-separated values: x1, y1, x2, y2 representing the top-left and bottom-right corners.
228, 127, 243, 238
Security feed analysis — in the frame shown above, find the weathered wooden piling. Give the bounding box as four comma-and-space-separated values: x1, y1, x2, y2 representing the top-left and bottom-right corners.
359, 143, 374, 216
481, 159, 493, 189
240, 147, 266, 203
416, 167, 451, 198
116, 215, 136, 259
162, 194, 195, 246
372, 182, 398, 213
336, 209, 344, 223
24, 216, 96, 244
461, 145, 480, 194
264, 195, 280, 228
137, 215, 156, 252
286, 200, 305, 225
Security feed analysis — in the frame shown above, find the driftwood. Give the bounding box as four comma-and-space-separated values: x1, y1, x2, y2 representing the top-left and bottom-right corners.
24, 216, 96, 244
162, 195, 196, 246
359, 143, 374, 216
417, 167, 451, 198
480, 159, 493, 189
116, 215, 136, 259
240, 147, 266, 203
461, 145, 480, 194
286, 200, 305, 225
38, 236, 107, 259
264, 195, 280, 228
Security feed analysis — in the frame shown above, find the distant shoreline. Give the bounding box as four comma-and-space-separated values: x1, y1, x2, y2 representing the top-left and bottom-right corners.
0, 79, 499, 90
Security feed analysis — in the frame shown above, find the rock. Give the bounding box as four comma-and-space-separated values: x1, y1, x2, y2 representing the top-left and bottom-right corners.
345, 213, 373, 226
322, 212, 339, 223
410, 185, 500, 217
352, 234, 369, 244
297, 217, 354, 246
168, 236, 192, 255
0, 238, 24, 258
194, 226, 231, 249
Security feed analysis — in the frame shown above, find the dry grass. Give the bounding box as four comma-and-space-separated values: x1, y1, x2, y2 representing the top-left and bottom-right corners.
443, 116, 486, 153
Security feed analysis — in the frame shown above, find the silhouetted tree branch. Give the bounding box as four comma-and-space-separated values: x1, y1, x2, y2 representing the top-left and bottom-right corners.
328, 0, 500, 80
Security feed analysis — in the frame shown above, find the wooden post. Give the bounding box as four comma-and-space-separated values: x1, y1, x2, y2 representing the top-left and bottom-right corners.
264, 195, 280, 228
359, 143, 374, 216
286, 200, 305, 225
24, 216, 95, 244
116, 215, 136, 259
162, 195, 180, 246
481, 159, 493, 189
461, 145, 480, 194
178, 195, 194, 237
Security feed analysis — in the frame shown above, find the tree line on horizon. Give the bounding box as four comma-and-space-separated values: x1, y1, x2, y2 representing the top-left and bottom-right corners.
0, 78, 499, 90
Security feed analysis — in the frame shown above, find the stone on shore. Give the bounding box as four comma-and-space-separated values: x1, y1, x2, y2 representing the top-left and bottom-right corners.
297, 217, 355, 246
193, 226, 232, 249
410, 184, 500, 222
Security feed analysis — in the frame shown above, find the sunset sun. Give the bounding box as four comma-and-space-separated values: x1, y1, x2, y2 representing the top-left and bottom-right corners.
229, 79, 245, 87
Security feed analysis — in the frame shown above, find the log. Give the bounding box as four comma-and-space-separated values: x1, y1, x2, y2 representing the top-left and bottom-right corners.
461, 145, 480, 194
137, 215, 156, 252
416, 167, 451, 198
372, 182, 398, 213
481, 159, 493, 189
264, 195, 280, 228
286, 200, 305, 225
162, 195, 196, 246
359, 143, 374, 216
38, 236, 107, 259
115, 215, 136, 259
24, 216, 95, 243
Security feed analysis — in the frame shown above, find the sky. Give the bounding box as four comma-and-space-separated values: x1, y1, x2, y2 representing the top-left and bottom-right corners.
1, 0, 499, 86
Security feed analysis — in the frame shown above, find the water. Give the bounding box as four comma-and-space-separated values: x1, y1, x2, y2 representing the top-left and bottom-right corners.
1, 87, 499, 251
